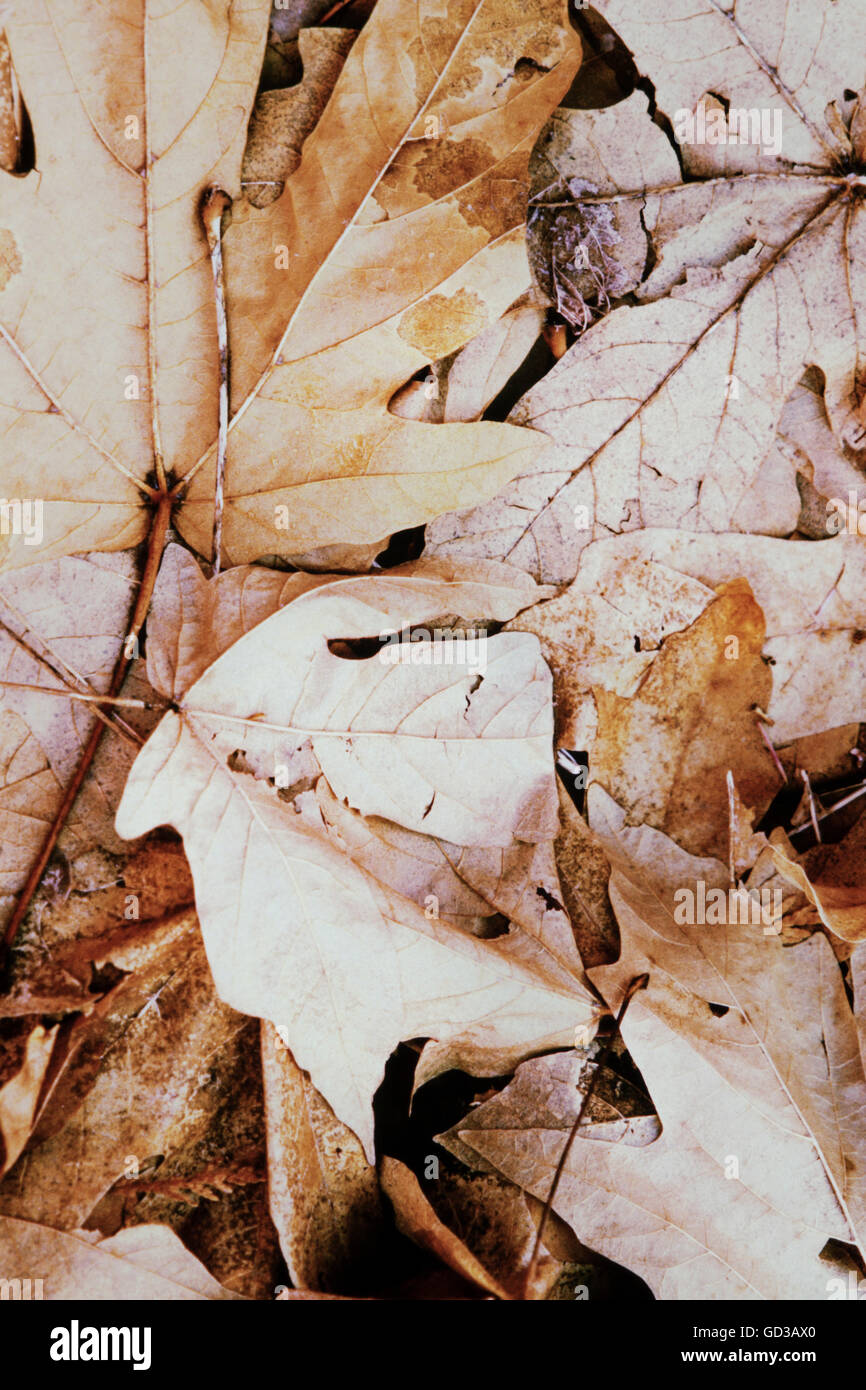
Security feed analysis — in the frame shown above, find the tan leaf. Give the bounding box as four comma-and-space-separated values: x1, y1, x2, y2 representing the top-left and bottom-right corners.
770, 845, 866, 943
576, 531, 866, 742
380, 1156, 512, 1300
588, 581, 778, 860
0, 0, 270, 567
447, 1037, 854, 1299
0, 1, 582, 570
0, 1023, 57, 1177
426, 0, 866, 583
178, 0, 583, 563
261, 1024, 388, 1293
445, 813, 866, 1294
0, 1218, 244, 1299
116, 569, 599, 1155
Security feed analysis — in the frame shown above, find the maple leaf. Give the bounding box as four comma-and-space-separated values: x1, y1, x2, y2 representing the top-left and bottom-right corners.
425, 0, 866, 583
115, 554, 598, 1156
0, 0, 582, 571
0, 0, 270, 566
442, 811, 866, 1298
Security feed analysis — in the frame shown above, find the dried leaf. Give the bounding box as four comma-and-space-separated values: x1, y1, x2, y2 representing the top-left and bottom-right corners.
0, 1218, 244, 1299
262, 1024, 389, 1293
427, 0, 866, 583
447, 814, 866, 1295
0, 1024, 57, 1176
380, 1156, 512, 1299
117, 567, 599, 1155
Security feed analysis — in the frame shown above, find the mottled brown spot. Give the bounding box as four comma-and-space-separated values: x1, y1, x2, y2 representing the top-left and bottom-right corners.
455, 150, 531, 239
418, 3, 477, 75
418, 2, 564, 102
0, 227, 21, 290
397, 289, 488, 359
411, 136, 495, 202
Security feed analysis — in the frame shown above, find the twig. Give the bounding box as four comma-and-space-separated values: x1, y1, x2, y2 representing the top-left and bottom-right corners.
754, 711, 787, 784
523, 972, 649, 1299
0, 619, 143, 745
0, 680, 158, 712
800, 769, 822, 843
201, 187, 232, 575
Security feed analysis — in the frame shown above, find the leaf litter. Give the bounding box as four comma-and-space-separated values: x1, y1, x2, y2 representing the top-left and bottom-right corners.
1, 0, 866, 1304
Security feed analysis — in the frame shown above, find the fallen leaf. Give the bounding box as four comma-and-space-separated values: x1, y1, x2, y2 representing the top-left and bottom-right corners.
0, 1, 583, 570
0, 1023, 57, 1176
770, 844, 866, 943
116, 567, 599, 1155
427, 0, 866, 582
261, 1023, 389, 1293
587, 581, 778, 859
445, 811, 866, 1295
0, 1218, 245, 1299
575, 531, 866, 742
380, 1156, 512, 1299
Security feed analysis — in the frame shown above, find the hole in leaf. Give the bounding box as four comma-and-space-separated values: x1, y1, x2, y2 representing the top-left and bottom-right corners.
556, 748, 589, 816
326, 635, 384, 660
473, 912, 510, 939
0, 35, 35, 176
536, 884, 565, 913
374, 525, 425, 569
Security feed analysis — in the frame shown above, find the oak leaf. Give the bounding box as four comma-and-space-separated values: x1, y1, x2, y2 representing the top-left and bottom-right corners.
0, 0, 582, 570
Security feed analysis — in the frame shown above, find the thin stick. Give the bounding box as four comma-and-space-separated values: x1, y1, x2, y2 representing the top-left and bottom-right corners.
0, 680, 158, 711
755, 714, 787, 784
201, 187, 231, 575
0, 617, 142, 745
726, 769, 737, 887
800, 769, 822, 844
523, 972, 649, 1298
